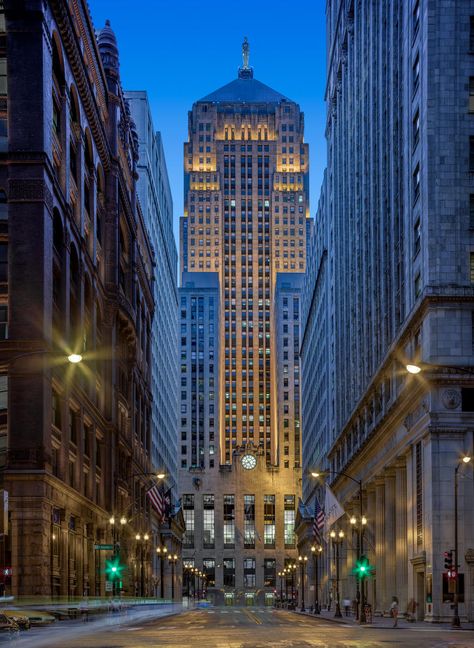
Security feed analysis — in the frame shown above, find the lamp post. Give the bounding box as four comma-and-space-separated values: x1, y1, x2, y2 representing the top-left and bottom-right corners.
155, 544, 168, 599
108, 515, 127, 597
135, 533, 149, 597
298, 555, 308, 612
168, 553, 178, 601
290, 563, 297, 609
330, 529, 344, 618
311, 544, 322, 614
284, 568, 289, 606
349, 513, 367, 621
192, 568, 197, 603
453, 455, 472, 627
278, 571, 284, 607
311, 470, 366, 623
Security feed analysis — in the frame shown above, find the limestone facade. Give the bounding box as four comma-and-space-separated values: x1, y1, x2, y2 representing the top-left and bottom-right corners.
301, 0, 474, 622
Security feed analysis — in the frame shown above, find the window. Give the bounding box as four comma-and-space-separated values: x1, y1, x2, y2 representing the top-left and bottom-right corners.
414, 218, 421, 256
470, 16, 474, 52
412, 163, 420, 203
243, 558, 256, 588
0, 304, 7, 339
244, 495, 255, 548
413, 52, 420, 94
470, 253, 474, 283
414, 272, 421, 298
264, 558, 276, 587
203, 494, 215, 548
183, 494, 195, 548
284, 495, 295, 547
0, 375, 6, 412
264, 494, 275, 548
223, 494, 235, 547
0, 190, 7, 221
203, 558, 215, 587
470, 137, 474, 172
411, 0, 420, 34
223, 558, 235, 587
69, 408, 78, 445
470, 195, 474, 229
52, 391, 61, 429
412, 109, 420, 148
0, 243, 7, 283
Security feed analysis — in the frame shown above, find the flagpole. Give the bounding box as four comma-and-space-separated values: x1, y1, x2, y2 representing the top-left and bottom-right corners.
312, 470, 366, 624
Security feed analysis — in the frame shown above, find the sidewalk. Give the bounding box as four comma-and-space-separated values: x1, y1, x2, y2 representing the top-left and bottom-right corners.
18, 602, 185, 648
294, 608, 474, 630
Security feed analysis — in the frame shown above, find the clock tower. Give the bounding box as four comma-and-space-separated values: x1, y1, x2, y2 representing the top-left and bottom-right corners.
178, 43, 308, 605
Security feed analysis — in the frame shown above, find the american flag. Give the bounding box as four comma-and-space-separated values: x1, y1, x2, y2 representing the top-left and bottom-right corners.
313, 497, 324, 543
147, 483, 164, 521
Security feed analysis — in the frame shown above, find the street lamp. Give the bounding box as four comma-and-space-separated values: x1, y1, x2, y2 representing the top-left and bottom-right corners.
349, 513, 367, 621
289, 563, 297, 609
168, 554, 178, 601
156, 543, 168, 599
283, 568, 289, 607
298, 555, 308, 612
311, 469, 366, 623
453, 455, 472, 628
311, 544, 322, 614
277, 571, 284, 607
405, 362, 474, 375
330, 529, 344, 618
135, 533, 150, 597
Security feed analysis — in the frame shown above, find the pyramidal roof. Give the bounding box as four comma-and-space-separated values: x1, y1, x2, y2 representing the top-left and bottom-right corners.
198, 38, 289, 105
199, 76, 288, 105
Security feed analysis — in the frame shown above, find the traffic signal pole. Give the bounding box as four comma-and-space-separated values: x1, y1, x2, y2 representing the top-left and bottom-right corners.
358, 480, 366, 624
453, 464, 460, 628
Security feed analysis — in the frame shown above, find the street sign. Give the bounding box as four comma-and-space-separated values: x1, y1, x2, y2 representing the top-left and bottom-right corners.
94, 544, 114, 551
105, 581, 113, 592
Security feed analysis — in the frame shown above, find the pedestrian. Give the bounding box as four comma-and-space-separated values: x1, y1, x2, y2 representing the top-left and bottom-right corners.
343, 598, 351, 616
406, 598, 417, 622
390, 596, 399, 627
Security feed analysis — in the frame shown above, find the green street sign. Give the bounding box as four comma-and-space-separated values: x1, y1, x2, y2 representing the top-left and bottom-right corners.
94, 544, 114, 551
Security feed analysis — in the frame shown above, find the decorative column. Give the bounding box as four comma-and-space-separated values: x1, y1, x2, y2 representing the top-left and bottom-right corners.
395, 460, 408, 612
366, 487, 376, 607
375, 480, 385, 614
384, 471, 396, 612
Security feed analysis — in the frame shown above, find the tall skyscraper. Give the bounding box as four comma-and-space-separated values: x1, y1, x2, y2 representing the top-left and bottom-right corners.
126, 91, 179, 495
178, 42, 309, 605
301, 0, 474, 622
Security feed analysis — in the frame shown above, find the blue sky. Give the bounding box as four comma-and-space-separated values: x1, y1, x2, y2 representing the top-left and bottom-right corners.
90, 0, 327, 238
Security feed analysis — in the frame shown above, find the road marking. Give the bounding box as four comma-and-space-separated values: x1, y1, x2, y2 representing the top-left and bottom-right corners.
243, 609, 263, 625
124, 626, 144, 631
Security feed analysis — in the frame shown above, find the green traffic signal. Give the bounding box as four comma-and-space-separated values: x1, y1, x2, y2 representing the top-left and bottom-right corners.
353, 555, 372, 578
105, 558, 123, 580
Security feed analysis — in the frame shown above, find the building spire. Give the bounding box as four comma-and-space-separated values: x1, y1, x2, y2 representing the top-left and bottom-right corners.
242, 37, 250, 69
238, 37, 253, 79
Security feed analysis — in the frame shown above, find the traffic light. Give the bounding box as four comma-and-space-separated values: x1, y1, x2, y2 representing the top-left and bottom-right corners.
353, 555, 372, 579
105, 557, 123, 580
444, 551, 453, 571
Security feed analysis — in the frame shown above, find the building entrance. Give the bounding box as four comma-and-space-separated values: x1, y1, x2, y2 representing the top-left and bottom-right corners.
225, 593, 234, 606
245, 593, 255, 606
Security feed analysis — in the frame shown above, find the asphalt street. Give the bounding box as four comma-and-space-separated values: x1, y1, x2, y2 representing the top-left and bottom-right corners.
16, 607, 474, 648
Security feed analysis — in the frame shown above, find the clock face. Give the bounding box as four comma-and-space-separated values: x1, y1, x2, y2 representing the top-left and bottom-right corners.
241, 454, 257, 470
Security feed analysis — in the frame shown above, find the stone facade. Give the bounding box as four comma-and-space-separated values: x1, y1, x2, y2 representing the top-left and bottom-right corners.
1, 1, 160, 598
125, 92, 183, 598
178, 46, 309, 604
301, 0, 474, 622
